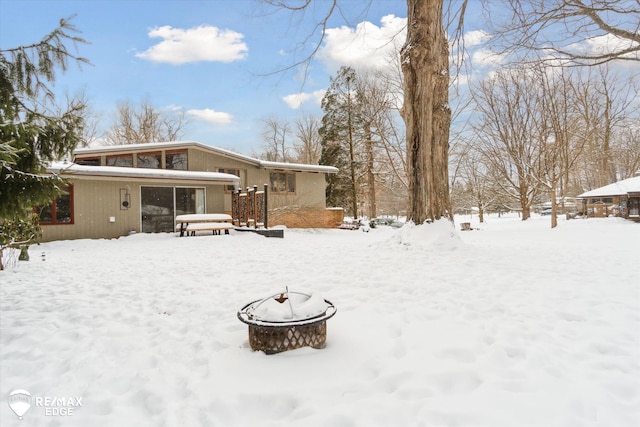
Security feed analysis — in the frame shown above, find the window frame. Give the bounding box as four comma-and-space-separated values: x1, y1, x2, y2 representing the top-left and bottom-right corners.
106, 154, 133, 167
37, 185, 74, 225
165, 150, 188, 170
269, 171, 296, 194
75, 157, 101, 166
137, 151, 162, 169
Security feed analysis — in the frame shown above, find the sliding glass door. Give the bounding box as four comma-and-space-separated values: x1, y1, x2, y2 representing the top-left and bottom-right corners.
141, 187, 205, 233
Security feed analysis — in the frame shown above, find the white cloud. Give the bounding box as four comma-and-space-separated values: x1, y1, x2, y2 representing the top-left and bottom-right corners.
136, 25, 248, 64
164, 104, 184, 112
464, 30, 491, 48
565, 33, 639, 60
318, 14, 406, 73
282, 90, 325, 109
472, 48, 505, 67
187, 108, 233, 124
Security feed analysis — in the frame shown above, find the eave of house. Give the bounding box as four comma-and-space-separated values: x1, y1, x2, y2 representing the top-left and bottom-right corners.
577, 176, 640, 198
47, 161, 241, 185
73, 141, 339, 174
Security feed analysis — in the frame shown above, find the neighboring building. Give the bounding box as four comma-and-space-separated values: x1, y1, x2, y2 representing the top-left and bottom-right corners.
41, 141, 341, 241
577, 175, 640, 221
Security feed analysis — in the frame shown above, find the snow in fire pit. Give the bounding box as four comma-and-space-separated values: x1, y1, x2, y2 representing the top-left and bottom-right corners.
249, 292, 329, 322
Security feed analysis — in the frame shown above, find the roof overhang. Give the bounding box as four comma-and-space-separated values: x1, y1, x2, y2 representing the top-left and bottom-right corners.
47, 162, 241, 186
259, 160, 338, 174
577, 176, 640, 198
73, 141, 338, 174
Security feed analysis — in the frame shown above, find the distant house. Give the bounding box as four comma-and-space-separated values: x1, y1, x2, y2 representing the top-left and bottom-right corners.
41, 141, 341, 241
577, 175, 640, 221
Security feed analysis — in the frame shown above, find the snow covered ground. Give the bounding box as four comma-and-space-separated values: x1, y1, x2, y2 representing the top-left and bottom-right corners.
1, 214, 638, 426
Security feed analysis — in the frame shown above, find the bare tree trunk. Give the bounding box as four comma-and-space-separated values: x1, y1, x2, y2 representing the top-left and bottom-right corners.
602, 92, 616, 183
550, 188, 558, 228
365, 125, 377, 218
401, 0, 451, 224
346, 81, 358, 219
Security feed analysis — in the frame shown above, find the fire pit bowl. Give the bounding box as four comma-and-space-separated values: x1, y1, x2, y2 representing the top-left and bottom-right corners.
237, 289, 336, 354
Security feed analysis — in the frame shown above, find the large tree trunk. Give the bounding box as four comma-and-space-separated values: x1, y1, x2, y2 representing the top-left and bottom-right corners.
519, 182, 532, 221
401, 0, 452, 224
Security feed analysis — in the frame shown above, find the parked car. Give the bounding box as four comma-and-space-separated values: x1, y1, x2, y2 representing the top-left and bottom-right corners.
338, 220, 360, 230
371, 217, 404, 228
371, 217, 394, 226
540, 208, 553, 216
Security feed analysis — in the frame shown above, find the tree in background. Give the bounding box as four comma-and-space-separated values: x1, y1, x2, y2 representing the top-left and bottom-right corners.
0, 16, 88, 269
106, 99, 187, 145
571, 66, 638, 190
293, 115, 322, 165
472, 67, 542, 220
319, 66, 365, 218
614, 125, 640, 180
532, 66, 588, 228
260, 118, 292, 162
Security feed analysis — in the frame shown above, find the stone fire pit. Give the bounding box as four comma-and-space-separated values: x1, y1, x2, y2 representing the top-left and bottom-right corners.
237, 289, 336, 354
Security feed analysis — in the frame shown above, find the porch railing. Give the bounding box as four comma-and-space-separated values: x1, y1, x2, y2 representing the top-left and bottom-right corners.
231, 184, 268, 229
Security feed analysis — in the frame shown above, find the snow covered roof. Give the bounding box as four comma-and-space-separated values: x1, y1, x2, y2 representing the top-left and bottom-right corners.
47, 161, 241, 185
577, 176, 640, 198
74, 141, 339, 174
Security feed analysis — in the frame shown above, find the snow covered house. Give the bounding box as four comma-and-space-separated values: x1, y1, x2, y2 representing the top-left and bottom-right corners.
577, 175, 640, 221
41, 141, 341, 241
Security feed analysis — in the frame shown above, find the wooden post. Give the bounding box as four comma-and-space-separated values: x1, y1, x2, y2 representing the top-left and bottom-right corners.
252, 185, 258, 228
231, 189, 239, 226
264, 183, 269, 229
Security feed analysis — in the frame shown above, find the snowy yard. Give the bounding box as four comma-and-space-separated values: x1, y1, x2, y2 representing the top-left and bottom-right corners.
1, 214, 639, 426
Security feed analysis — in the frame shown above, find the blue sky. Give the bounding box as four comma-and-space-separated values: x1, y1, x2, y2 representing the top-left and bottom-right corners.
0, 0, 416, 155
2, 1, 637, 157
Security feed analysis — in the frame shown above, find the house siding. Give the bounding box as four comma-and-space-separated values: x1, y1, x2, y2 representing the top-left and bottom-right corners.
40, 176, 229, 242
174, 149, 328, 212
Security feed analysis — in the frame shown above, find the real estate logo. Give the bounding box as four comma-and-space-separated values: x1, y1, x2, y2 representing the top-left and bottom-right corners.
7, 389, 83, 419
7, 389, 31, 420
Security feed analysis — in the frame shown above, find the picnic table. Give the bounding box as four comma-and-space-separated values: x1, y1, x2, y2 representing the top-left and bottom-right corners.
175, 213, 234, 237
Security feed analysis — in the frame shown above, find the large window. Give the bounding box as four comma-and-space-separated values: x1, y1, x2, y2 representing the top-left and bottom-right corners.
166, 151, 187, 170
106, 154, 133, 167
175, 187, 205, 216
38, 185, 74, 225
589, 197, 614, 204
270, 172, 295, 193
75, 157, 100, 166
137, 152, 161, 169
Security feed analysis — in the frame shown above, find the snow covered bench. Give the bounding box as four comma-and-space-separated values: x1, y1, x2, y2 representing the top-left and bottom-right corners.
185, 222, 234, 236
176, 213, 233, 237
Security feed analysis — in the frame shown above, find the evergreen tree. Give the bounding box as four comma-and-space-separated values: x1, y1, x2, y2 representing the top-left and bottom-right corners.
0, 16, 88, 269
319, 66, 365, 218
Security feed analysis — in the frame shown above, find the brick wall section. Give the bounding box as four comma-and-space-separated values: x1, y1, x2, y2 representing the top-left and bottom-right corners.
269, 208, 344, 228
